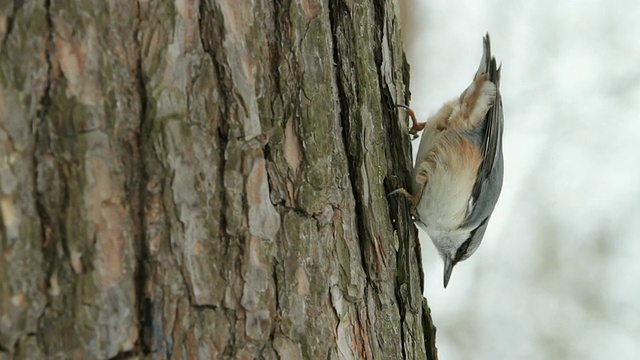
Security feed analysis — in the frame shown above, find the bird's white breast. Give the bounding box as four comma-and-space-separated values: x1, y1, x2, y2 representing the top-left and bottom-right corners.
414, 131, 482, 232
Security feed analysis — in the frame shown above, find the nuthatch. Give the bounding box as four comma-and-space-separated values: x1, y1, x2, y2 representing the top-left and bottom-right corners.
392, 34, 503, 288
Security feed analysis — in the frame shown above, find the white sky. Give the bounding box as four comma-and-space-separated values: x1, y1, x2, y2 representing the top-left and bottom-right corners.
401, 1, 640, 358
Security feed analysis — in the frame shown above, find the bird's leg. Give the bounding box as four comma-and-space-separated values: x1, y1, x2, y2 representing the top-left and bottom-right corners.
396, 104, 426, 136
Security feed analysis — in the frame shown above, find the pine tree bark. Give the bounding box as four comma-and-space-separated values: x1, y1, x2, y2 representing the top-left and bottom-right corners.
0, 0, 436, 358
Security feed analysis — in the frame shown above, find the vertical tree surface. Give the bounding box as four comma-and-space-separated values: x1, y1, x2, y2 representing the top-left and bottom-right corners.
0, 0, 437, 358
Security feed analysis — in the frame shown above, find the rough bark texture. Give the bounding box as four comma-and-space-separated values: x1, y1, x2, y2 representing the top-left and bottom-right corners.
0, 0, 437, 359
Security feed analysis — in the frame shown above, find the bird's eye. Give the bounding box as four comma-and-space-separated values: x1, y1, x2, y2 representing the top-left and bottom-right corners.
454, 239, 472, 264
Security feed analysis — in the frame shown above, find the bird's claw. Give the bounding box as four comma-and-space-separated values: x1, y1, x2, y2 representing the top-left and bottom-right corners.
396, 104, 426, 136
389, 187, 418, 214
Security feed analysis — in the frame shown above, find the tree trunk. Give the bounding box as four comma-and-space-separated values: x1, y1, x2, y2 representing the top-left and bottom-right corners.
0, 0, 437, 358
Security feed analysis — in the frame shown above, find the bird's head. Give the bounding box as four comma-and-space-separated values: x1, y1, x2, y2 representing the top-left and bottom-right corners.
426, 218, 490, 287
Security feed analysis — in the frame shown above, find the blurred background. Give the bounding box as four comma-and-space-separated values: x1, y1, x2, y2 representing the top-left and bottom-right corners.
398, 0, 640, 359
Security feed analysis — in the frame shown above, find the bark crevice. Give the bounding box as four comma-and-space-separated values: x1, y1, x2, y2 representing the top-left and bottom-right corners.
198, 0, 230, 241
371, 2, 411, 359
133, 0, 150, 355
327, 0, 372, 285
198, 1, 238, 352
33, 0, 56, 353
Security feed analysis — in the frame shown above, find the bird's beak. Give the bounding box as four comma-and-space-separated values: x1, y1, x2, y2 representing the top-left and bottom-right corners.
443, 257, 454, 288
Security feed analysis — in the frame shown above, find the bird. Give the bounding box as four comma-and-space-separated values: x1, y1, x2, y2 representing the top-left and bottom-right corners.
391, 33, 503, 288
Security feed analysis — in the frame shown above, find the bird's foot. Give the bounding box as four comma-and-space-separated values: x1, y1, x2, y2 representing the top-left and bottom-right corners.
388, 187, 418, 214
396, 104, 426, 137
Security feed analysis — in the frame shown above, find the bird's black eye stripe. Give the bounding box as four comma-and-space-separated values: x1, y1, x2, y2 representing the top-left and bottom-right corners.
454, 217, 490, 264
454, 239, 471, 264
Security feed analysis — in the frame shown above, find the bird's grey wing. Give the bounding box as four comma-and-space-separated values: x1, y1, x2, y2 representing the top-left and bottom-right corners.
466, 35, 504, 227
